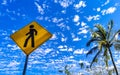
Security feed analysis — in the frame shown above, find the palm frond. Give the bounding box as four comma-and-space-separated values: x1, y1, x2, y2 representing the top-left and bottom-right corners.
86, 20, 119, 75
95, 24, 107, 39
108, 20, 113, 30
107, 20, 113, 40
105, 54, 110, 67
114, 43, 120, 51
86, 38, 98, 47
103, 47, 108, 56
58, 70, 63, 73
64, 65, 71, 75
90, 50, 101, 68
96, 30, 106, 40
104, 58, 109, 68
65, 70, 71, 75
103, 48, 110, 68
92, 32, 100, 38
86, 46, 98, 56
79, 62, 84, 69
91, 31, 105, 40
98, 40, 107, 50
98, 41, 103, 50
110, 29, 120, 43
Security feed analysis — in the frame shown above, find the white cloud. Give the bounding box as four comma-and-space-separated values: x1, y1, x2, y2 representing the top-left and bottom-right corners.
34, 2, 44, 14
7, 61, 20, 67
78, 29, 88, 34
2, 36, 10, 40
86, 16, 93, 21
58, 45, 63, 48
52, 17, 63, 23
76, 22, 89, 35
52, 17, 58, 23
71, 33, 81, 41
81, 21, 86, 27
66, 25, 70, 30
84, 35, 87, 38
73, 37, 81, 41
86, 15, 100, 21
71, 33, 75, 38
31, 61, 41, 64
115, 3, 120, 6
79, 60, 90, 65
45, 49, 52, 54
76, 22, 80, 26
61, 37, 67, 42
1, 0, 7, 5
51, 34, 58, 40
93, 15, 100, 20
12, 30, 16, 33
60, 1, 70, 8
69, 56, 74, 58
115, 57, 120, 65
57, 23, 66, 30
78, 25, 89, 34
60, 48, 67, 51
61, 10, 66, 14
57, 45, 68, 51
102, 0, 110, 6
7, 44, 20, 50
54, 0, 73, 8
68, 48, 73, 51
74, 1, 86, 9
97, 7, 101, 12
74, 48, 88, 54
35, 48, 53, 56
101, 7, 116, 15
36, 16, 44, 20
73, 15, 80, 22
54, 0, 58, 3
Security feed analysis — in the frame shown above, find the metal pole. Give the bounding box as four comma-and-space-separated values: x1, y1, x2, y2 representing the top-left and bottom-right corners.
22, 55, 29, 75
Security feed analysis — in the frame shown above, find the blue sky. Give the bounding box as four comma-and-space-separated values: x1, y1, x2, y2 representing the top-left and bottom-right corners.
0, 0, 120, 75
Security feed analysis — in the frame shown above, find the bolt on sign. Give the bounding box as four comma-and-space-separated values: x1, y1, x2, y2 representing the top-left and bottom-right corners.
10, 21, 52, 55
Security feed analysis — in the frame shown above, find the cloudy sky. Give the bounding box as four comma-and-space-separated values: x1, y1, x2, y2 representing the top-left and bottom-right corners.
0, 0, 120, 75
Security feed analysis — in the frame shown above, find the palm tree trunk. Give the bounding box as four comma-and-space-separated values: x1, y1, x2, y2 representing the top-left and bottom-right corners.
108, 48, 119, 75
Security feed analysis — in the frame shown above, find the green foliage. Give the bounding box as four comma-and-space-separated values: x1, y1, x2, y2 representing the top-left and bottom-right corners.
86, 46, 98, 56
114, 43, 120, 51
107, 68, 115, 75
59, 20, 120, 75
65, 65, 71, 75
107, 20, 113, 39
86, 20, 119, 75
95, 24, 106, 39
79, 62, 84, 69
58, 70, 63, 73
58, 65, 72, 75
90, 50, 101, 68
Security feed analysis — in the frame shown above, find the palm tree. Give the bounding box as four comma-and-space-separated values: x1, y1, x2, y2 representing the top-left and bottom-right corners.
86, 20, 120, 75
59, 65, 72, 75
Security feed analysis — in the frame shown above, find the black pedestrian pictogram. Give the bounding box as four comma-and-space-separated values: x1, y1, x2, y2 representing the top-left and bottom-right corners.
24, 25, 37, 47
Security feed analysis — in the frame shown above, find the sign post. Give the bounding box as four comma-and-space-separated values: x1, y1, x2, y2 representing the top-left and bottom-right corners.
22, 55, 29, 75
10, 21, 52, 75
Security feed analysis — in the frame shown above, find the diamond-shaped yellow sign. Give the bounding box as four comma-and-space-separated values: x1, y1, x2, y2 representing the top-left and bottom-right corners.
10, 21, 52, 55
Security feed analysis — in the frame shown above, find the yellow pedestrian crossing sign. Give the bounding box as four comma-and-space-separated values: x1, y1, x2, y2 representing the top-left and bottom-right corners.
10, 21, 52, 55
